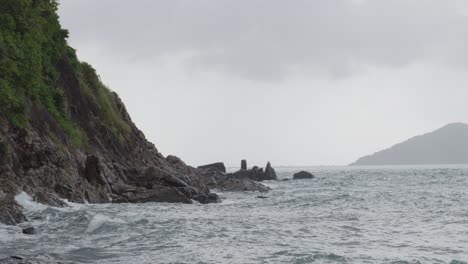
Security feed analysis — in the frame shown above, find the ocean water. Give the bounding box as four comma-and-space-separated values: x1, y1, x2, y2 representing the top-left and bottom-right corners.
1, 165, 468, 264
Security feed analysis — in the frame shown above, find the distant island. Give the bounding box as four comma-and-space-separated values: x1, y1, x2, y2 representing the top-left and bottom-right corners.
351, 123, 468, 166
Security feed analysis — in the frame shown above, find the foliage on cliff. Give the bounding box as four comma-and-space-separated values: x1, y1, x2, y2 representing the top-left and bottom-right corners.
0, 0, 129, 148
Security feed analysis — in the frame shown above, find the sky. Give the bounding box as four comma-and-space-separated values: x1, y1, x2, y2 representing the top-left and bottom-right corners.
57, 0, 468, 167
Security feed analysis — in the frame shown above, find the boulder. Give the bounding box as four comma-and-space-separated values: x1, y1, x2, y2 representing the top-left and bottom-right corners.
197, 162, 226, 173
293, 171, 315, 180
22, 227, 36, 235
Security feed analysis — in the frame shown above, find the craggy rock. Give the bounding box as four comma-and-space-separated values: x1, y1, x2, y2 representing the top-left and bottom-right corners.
293, 171, 315, 180
196, 166, 270, 193
197, 162, 226, 173
227, 161, 278, 182
0, 4, 282, 223
0, 198, 27, 226
263, 162, 278, 181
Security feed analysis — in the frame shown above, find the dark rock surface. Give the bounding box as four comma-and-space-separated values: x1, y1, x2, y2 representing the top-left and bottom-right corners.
227, 161, 278, 182
0, 198, 27, 226
293, 171, 315, 180
241, 160, 247, 170
22, 227, 36, 235
197, 162, 226, 173
217, 178, 271, 193
196, 166, 270, 193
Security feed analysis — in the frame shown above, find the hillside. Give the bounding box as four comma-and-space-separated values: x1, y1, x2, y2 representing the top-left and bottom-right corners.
0, 0, 270, 225
351, 123, 468, 166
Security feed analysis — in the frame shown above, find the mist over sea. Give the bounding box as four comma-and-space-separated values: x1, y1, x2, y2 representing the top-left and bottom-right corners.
1, 166, 468, 264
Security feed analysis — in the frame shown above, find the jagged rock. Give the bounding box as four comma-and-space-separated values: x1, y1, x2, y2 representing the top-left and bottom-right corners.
84, 155, 107, 185
241, 160, 247, 170
22, 227, 36, 235
197, 162, 226, 173
263, 162, 278, 181
0, 198, 27, 226
293, 171, 315, 180
193, 193, 221, 204
227, 162, 278, 182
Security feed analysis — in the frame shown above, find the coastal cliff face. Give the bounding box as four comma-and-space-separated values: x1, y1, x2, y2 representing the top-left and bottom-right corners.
0, 0, 271, 225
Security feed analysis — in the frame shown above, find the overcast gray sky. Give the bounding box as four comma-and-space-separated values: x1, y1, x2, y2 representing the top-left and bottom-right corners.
58, 0, 468, 166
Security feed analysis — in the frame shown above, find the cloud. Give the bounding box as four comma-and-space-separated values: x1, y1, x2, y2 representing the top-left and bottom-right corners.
59, 0, 468, 80
57, 0, 468, 165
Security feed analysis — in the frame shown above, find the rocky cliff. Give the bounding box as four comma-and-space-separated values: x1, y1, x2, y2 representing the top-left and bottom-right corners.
0, 0, 272, 225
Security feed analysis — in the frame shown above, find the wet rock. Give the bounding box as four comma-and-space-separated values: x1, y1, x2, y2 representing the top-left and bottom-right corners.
241, 159, 247, 170
228, 162, 278, 182
193, 193, 221, 204
124, 186, 192, 204
280, 179, 290, 181
256, 196, 268, 199
22, 227, 36, 235
293, 171, 315, 180
0, 198, 27, 226
217, 178, 270, 193
261, 162, 278, 181
197, 162, 226, 173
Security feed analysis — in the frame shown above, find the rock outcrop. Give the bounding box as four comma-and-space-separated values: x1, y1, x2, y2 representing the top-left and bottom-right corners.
293, 171, 315, 180
197, 162, 226, 173
0, 0, 279, 226
227, 161, 278, 182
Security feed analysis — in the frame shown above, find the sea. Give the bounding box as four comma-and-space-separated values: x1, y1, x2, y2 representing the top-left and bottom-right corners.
1, 165, 468, 264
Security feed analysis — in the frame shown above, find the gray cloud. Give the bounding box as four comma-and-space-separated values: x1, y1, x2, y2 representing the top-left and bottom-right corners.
59, 0, 468, 80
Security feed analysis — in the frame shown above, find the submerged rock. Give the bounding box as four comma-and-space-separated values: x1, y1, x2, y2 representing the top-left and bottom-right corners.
293, 171, 315, 180
22, 227, 36, 235
193, 193, 221, 204
197, 162, 226, 173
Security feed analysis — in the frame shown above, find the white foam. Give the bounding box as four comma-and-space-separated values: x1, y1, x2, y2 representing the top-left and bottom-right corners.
86, 214, 124, 233
15, 192, 49, 212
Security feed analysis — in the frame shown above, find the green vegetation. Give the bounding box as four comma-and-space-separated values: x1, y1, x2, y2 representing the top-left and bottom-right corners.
0, 0, 130, 148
